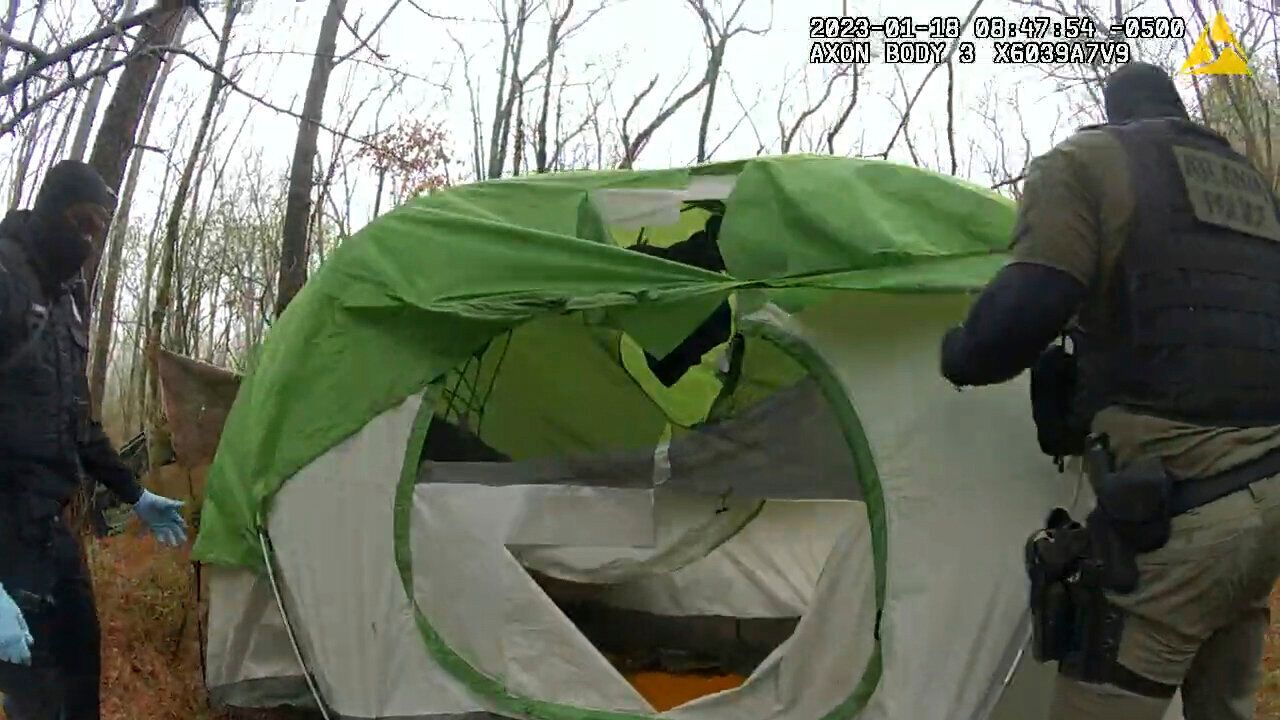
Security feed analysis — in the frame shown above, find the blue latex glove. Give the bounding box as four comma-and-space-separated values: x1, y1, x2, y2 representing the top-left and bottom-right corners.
133, 490, 188, 546
0, 583, 32, 666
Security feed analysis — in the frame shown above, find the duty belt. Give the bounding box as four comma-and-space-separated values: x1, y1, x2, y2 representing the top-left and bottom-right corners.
1171, 445, 1280, 515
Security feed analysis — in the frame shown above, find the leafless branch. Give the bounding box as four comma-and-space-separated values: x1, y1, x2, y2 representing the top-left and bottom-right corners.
0, 3, 161, 99
0, 28, 48, 59
825, 64, 859, 155
0, 42, 171, 137
705, 69, 758, 159
946, 59, 957, 175
990, 172, 1027, 190
687, 0, 774, 162
336, 0, 402, 64
405, 0, 492, 23
535, 0, 574, 173
227, 48, 448, 89
162, 45, 390, 158
550, 67, 613, 169
619, 70, 707, 168
780, 63, 852, 153
880, 0, 984, 159
727, 72, 766, 154
890, 66, 922, 166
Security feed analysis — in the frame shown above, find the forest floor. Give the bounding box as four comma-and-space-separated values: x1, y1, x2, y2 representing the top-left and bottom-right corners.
0, 524, 1275, 719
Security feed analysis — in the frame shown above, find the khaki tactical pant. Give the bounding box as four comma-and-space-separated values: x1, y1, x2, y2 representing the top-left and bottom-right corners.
1050, 472, 1280, 720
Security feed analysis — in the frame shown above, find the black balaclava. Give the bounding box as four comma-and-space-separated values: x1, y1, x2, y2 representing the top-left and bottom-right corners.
24, 160, 115, 288
1102, 61, 1190, 123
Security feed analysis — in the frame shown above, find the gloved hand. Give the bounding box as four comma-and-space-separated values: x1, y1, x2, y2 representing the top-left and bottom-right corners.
133, 490, 188, 547
0, 583, 33, 666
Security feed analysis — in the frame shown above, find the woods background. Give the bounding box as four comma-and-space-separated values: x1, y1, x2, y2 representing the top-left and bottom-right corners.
0, 0, 1275, 452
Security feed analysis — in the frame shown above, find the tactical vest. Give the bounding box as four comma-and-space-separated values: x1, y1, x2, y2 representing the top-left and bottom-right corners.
0, 235, 93, 502
1074, 119, 1280, 427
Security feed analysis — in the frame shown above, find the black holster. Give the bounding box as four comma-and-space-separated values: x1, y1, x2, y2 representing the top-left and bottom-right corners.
1030, 338, 1087, 464
1024, 507, 1126, 682
1024, 435, 1176, 684
1025, 508, 1088, 663
1085, 435, 1174, 594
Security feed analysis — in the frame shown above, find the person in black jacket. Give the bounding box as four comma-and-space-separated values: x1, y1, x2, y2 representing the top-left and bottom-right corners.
0, 161, 188, 720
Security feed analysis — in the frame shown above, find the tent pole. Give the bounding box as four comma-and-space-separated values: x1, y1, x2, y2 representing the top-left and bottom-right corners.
259, 528, 334, 720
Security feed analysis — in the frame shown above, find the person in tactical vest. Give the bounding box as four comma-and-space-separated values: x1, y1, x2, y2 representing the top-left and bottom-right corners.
940, 62, 1280, 720
0, 161, 189, 719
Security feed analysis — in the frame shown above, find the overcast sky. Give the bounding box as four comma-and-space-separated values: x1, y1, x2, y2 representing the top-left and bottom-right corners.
0, 0, 1244, 234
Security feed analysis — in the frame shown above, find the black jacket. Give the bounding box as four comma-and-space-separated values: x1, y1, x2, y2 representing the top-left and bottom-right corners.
0, 213, 142, 505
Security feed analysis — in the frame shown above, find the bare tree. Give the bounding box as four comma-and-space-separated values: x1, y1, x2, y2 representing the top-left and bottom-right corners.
478, 0, 608, 179
0, 0, 23, 74
776, 63, 856, 153
486, 0, 532, 179
880, 0, 984, 161
69, 0, 138, 161
274, 0, 347, 317
618, 67, 707, 169
84, 0, 190, 299
616, 0, 769, 168
448, 31, 484, 181
145, 0, 240, 469
530, 0, 608, 173
688, 0, 772, 163
946, 58, 957, 175
0, 1, 160, 101
88, 16, 185, 419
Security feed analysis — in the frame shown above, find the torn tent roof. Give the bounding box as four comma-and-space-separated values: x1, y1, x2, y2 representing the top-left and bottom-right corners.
191, 153, 1014, 571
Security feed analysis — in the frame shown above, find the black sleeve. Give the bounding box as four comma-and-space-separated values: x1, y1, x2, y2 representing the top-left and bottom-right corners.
79, 420, 144, 504
940, 262, 1087, 387
0, 255, 32, 347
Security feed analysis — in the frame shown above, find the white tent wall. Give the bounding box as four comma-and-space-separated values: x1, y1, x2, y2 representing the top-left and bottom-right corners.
203, 564, 314, 708
262, 393, 503, 718
662, 517, 878, 720
762, 294, 1086, 720
594, 500, 862, 618
408, 482, 656, 713
407, 461, 879, 717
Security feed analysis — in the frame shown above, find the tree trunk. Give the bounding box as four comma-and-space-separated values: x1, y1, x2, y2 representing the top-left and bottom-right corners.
5, 0, 49, 209
511, 79, 525, 176
127, 116, 181, 433
486, 1, 513, 180
373, 166, 386, 217
84, 0, 189, 298
696, 45, 724, 164
41, 93, 83, 179
70, 0, 141, 162
534, 2, 570, 174
274, 0, 347, 317
0, 0, 22, 74
9, 120, 41, 209
145, 0, 239, 472
88, 36, 180, 420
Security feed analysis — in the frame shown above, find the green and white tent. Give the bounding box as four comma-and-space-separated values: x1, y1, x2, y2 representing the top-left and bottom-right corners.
192, 154, 1159, 719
